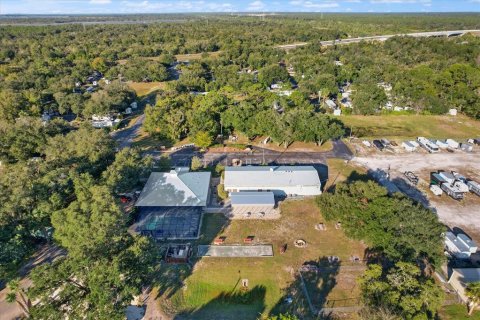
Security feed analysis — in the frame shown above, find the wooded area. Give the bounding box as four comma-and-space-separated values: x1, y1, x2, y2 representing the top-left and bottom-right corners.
1, 13, 480, 318
316, 180, 445, 319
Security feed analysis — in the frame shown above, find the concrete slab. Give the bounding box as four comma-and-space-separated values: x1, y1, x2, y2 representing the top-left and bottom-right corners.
197, 245, 274, 257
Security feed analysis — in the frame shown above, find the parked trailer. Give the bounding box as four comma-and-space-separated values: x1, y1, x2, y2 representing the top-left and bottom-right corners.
431, 172, 466, 200
457, 234, 478, 254
417, 137, 439, 153
468, 180, 480, 196
441, 182, 465, 200
430, 184, 443, 196
460, 143, 473, 152
446, 139, 460, 149
435, 140, 449, 149
404, 171, 419, 185
402, 141, 416, 152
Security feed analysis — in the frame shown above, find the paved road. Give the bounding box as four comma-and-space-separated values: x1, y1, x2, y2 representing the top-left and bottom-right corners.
277, 29, 480, 50
111, 114, 145, 149
151, 140, 352, 167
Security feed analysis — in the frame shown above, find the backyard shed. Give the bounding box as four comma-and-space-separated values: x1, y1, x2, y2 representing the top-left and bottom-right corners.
448, 268, 480, 303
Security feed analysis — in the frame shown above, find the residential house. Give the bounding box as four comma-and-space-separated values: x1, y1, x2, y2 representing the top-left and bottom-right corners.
134, 168, 211, 239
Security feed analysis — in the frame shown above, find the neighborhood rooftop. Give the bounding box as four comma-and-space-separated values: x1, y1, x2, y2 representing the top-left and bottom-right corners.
224, 166, 321, 189
135, 169, 211, 207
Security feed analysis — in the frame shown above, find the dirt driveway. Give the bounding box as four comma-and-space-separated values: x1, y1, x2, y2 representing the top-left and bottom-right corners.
352, 152, 480, 241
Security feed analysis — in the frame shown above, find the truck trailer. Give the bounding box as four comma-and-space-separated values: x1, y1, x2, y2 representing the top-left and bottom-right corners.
430, 172, 466, 200
468, 180, 480, 196
417, 137, 439, 153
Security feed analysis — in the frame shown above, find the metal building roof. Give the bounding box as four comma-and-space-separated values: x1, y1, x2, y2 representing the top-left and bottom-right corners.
135, 169, 211, 207
445, 231, 470, 253
224, 166, 320, 189
230, 192, 275, 206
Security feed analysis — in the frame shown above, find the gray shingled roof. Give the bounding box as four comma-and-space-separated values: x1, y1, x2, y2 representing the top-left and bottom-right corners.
136, 169, 211, 207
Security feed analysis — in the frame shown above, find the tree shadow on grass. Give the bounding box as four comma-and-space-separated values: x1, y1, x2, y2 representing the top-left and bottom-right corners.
173, 285, 267, 320
269, 257, 340, 320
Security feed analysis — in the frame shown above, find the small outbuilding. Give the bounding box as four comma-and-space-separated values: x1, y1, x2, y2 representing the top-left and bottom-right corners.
449, 108, 458, 116
230, 192, 276, 218
448, 268, 480, 303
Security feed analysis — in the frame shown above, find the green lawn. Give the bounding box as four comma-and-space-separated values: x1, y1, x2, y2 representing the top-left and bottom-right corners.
156, 199, 366, 319
440, 304, 480, 320
127, 81, 167, 97
341, 114, 480, 140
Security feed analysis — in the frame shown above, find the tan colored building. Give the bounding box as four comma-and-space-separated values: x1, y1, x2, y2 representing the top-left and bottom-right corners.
448, 268, 480, 303
230, 192, 276, 218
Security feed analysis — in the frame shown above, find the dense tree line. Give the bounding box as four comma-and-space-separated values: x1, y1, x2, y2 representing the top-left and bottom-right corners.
288, 35, 480, 117
1, 14, 480, 124
0, 124, 153, 283
316, 180, 445, 319
144, 86, 344, 148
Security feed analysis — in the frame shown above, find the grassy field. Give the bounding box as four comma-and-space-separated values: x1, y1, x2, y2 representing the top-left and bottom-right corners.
175, 51, 222, 61
341, 114, 480, 140
157, 199, 366, 319
127, 81, 167, 97
439, 304, 480, 320
117, 51, 222, 65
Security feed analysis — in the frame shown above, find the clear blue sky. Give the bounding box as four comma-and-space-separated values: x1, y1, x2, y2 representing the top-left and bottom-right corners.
1, 0, 479, 14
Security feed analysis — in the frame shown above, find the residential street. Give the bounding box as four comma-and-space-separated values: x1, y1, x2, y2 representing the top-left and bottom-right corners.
111, 114, 145, 149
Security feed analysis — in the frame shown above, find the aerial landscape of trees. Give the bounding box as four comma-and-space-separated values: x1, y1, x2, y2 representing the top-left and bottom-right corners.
316, 180, 446, 319
0, 12, 479, 319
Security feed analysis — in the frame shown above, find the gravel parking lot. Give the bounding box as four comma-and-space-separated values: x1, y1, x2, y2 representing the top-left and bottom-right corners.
352, 151, 480, 241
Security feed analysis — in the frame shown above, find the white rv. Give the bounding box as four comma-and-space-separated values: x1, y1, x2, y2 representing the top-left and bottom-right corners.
417, 137, 439, 153
446, 139, 460, 149
444, 232, 472, 259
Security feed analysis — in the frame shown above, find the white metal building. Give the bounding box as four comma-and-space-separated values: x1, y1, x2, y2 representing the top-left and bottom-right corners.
224, 166, 322, 197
